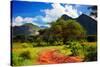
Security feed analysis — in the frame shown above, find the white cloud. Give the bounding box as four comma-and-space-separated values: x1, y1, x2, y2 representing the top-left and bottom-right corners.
41, 3, 82, 23
64, 5, 79, 18
14, 16, 23, 23
12, 16, 40, 26
41, 3, 65, 22
12, 16, 24, 26
24, 17, 34, 23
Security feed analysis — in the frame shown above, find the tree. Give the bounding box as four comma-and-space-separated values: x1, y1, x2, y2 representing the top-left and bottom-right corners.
63, 19, 86, 41
39, 19, 86, 44
50, 19, 86, 42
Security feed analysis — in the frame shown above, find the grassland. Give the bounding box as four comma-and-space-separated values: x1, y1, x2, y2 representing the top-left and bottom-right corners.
12, 42, 97, 66
12, 42, 72, 65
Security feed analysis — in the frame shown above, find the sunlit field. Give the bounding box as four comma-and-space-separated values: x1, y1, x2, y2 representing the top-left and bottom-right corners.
12, 42, 97, 66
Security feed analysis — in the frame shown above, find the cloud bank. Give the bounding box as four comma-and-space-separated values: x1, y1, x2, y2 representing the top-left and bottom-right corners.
12, 16, 40, 26
42, 3, 82, 23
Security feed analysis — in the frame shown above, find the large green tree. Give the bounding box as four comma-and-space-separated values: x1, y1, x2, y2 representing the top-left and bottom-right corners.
51, 19, 86, 42
39, 19, 86, 43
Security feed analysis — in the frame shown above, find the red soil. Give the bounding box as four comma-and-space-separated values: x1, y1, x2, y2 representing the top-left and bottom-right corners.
38, 49, 83, 64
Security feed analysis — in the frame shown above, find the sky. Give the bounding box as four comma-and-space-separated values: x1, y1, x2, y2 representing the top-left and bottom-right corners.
11, 1, 92, 27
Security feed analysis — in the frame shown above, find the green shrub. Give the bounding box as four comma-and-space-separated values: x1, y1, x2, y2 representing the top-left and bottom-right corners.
12, 51, 33, 66
12, 52, 24, 66
82, 45, 97, 61
64, 40, 83, 56
21, 43, 29, 48
32, 42, 38, 47
52, 41, 64, 46
33, 41, 50, 47
39, 41, 48, 46
52, 41, 58, 46
19, 50, 32, 59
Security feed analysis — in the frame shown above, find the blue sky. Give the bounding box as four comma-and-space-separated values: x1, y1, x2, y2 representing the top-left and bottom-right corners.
11, 1, 92, 27
12, 1, 52, 17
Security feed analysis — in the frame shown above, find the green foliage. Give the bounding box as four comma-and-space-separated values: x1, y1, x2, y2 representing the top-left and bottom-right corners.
41, 19, 86, 43
82, 44, 97, 61
52, 41, 64, 46
33, 37, 49, 46
65, 40, 83, 56
62, 19, 86, 41
19, 50, 32, 59
23, 23, 40, 30
21, 43, 30, 48
38, 41, 48, 46
32, 42, 38, 47
12, 51, 33, 66
12, 52, 24, 66
64, 40, 97, 61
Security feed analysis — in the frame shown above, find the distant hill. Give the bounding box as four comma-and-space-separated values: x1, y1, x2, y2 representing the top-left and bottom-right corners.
12, 23, 40, 37
59, 14, 97, 35
22, 23, 40, 30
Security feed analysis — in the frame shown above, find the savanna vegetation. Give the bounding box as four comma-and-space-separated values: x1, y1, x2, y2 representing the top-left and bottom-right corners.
12, 19, 97, 66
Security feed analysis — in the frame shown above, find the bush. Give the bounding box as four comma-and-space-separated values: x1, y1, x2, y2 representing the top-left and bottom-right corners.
65, 41, 83, 56
32, 42, 38, 47
34, 37, 49, 47
33, 41, 49, 47
82, 45, 97, 61
39, 41, 48, 46
52, 41, 64, 46
12, 51, 33, 66
19, 50, 32, 59
21, 43, 29, 48
12, 52, 24, 66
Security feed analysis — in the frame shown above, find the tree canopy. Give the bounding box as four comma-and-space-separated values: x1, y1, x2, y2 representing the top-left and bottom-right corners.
39, 19, 86, 43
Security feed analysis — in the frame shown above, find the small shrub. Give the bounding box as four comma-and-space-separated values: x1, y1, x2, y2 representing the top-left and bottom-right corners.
21, 43, 29, 48
65, 41, 83, 56
39, 41, 48, 46
53, 41, 64, 46
19, 50, 32, 60
83, 45, 97, 61
12, 51, 33, 66
32, 42, 38, 47
12, 52, 24, 66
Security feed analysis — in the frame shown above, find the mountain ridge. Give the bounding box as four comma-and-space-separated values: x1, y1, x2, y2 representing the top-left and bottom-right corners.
12, 23, 40, 37
59, 14, 97, 35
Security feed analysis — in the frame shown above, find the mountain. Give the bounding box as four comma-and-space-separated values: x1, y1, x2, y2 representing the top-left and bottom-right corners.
22, 23, 40, 30
60, 14, 73, 20
76, 14, 97, 35
12, 23, 40, 37
58, 14, 97, 35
